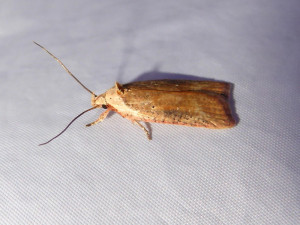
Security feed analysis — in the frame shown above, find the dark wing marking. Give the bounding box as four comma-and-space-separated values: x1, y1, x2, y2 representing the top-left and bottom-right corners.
123, 80, 231, 98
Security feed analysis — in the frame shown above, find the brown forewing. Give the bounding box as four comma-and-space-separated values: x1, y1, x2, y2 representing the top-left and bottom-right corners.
121, 80, 235, 128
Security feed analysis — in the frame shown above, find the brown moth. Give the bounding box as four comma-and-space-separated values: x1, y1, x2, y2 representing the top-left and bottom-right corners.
34, 42, 236, 145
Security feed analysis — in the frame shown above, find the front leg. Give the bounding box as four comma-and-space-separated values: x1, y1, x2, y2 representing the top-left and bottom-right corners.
86, 108, 112, 127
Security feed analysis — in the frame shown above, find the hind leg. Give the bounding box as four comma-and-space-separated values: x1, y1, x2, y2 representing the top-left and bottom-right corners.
132, 120, 151, 140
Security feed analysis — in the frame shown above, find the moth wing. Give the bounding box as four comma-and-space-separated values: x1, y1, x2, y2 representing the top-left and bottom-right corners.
121, 87, 235, 128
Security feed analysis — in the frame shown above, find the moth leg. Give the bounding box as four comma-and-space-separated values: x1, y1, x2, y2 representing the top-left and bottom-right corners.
133, 120, 151, 140
86, 108, 111, 127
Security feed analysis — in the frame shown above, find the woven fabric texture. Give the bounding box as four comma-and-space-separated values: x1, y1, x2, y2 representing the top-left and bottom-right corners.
0, 0, 299, 224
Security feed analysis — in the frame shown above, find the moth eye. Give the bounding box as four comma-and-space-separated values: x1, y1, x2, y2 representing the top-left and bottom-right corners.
102, 105, 107, 109
152, 106, 155, 108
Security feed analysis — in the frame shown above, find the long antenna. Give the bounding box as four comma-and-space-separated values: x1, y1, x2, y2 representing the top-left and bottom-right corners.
33, 41, 95, 96
39, 106, 97, 146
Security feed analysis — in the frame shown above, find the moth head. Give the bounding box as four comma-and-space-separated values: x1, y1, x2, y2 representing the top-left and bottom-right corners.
91, 93, 107, 108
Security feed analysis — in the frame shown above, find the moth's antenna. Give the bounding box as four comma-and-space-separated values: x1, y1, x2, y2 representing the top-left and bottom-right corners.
33, 41, 95, 96
39, 106, 97, 146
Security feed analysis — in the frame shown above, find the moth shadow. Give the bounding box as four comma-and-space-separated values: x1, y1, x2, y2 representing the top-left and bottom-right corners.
131, 70, 240, 125
132, 70, 215, 82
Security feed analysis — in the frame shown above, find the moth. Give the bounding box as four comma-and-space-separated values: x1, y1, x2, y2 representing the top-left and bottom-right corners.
34, 42, 236, 145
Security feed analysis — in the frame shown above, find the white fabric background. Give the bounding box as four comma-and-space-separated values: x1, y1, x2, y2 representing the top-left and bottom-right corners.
1, 0, 299, 224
